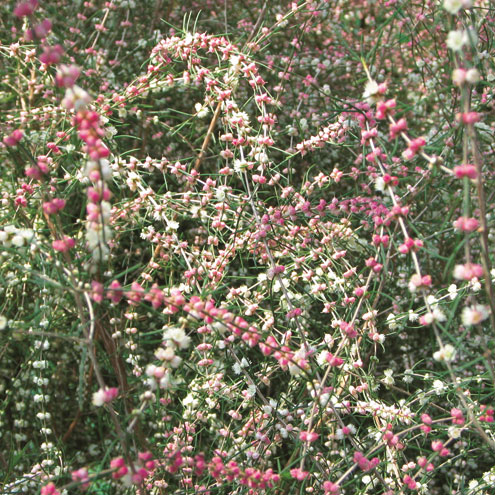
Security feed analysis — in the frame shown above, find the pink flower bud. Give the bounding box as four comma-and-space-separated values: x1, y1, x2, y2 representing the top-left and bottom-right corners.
14, 0, 38, 18
454, 164, 477, 179
3, 129, 24, 147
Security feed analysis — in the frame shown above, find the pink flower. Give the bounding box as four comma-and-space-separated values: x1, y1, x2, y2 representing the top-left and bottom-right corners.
479, 406, 494, 422
126, 281, 144, 305
72, 467, 90, 489
340, 321, 357, 338
144, 283, 164, 309
91, 281, 104, 303
409, 273, 432, 291
107, 280, 123, 304
353, 451, 380, 471
55, 64, 81, 88
52, 236, 75, 252
431, 440, 443, 452
453, 263, 483, 281
131, 467, 149, 484
454, 164, 477, 179
403, 137, 426, 160
451, 408, 465, 425
43, 198, 66, 215
459, 112, 481, 124
420, 414, 432, 434
92, 387, 119, 406
389, 118, 407, 139
39, 44, 64, 65
323, 480, 340, 494
40, 483, 60, 495
110, 457, 128, 479
299, 431, 319, 442
326, 353, 344, 367
3, 129, 23, 147
26, 19, 52, 40
403, 475, 417, 490
376, 99, 396, 119
290, 467, 309, 480
13, 0, 38, 17
453, 216, 479, 232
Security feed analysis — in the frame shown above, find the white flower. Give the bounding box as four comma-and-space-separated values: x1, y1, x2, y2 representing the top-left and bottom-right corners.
468, 479, 480, 491
362, 475, 372, 485
163, 326, 191, 349
317, 350, 329, 366
126, 170, 140, 191
92, 387, 117, 407
433, 344, 456, 363
426, 295, 438, 306
106, 126, 117, 138
165, 219, 179, 232
452, 68, 467, 86
273, 277, 289, 293
194, 102, 209, 118
20, 229, 34, 241
448, 426, 462, 439
470, 278, 481, 292
155, 346, 182, 368
403, 369, 413, 384
183, 32, 194, 45
0, 315, 7, 330
462, 305, 490, 326
233, 159, 244, 173
215, 186, 228, 201
448, 284, 457, 300
382, 369, 395, 387
408, 310, 419, 322
363, 79, 379, 104
92, 389, 107, 407
447, 30, 466, 51
159, 371, 174, 389
466, 68, 480, 84
246, 384, 256, 398
432, 379, 445, 394
432, 307, 446, 322
443, 0, 463, 15
374, 177, 385, 192
62, 85, 91, 111
11, 235, 25, 247
386, 313, 398, 330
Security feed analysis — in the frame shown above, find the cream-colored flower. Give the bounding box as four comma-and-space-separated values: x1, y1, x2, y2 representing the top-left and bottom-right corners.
363, 80, 379, 104
433, 344, 456, 363
462, 304, 490, 326
443, 0, 463, 15
447, 30, 466, 51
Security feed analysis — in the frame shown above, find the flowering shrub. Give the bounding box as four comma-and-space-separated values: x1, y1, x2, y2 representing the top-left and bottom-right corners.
2, 0, 495, 494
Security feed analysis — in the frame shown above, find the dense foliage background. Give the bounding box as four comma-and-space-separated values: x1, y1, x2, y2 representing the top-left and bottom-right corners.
2, 0, 495, 493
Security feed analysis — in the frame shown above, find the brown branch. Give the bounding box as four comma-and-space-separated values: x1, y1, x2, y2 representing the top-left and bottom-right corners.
95, 318, 148, 449
193, 100, 222, 172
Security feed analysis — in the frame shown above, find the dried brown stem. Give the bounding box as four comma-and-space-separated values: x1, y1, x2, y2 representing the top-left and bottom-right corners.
193, 100, 222, 172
